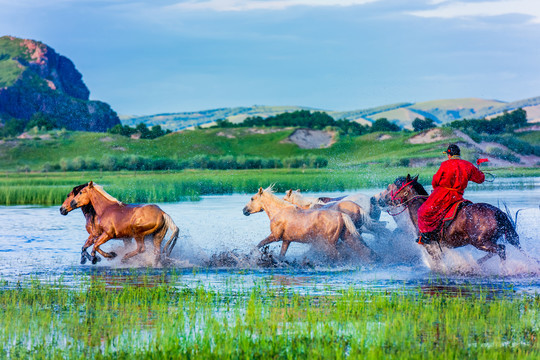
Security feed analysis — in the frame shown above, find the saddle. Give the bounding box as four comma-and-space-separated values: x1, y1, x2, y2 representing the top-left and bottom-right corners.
417, 200, 472, 246
439, 200, 472, 236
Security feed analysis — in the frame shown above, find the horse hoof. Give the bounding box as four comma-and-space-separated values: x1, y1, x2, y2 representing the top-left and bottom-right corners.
109, 252, 117, 259
91, 256, 100, 265
80, 256, 87, 265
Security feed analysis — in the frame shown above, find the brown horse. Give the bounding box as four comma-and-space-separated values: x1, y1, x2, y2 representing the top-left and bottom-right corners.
60, 182, 179, 265
60, 184, 135, 264
243, 186, 376, 261
376, 175, 521, 264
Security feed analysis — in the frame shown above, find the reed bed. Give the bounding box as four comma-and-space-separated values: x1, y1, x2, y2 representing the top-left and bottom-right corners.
0, 275, 538, 359
1, 167, 538, 205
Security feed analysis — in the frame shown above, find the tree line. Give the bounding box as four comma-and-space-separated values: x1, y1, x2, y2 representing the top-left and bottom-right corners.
213, 110, 401, 135
40, 154, 328, 172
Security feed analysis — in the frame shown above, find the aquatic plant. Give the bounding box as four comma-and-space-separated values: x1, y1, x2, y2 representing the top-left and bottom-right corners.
0, 275, 538, 359
0, 167, 537, 205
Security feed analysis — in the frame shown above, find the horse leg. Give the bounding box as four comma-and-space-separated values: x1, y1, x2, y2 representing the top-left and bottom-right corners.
497, 244, 506, 261
257, 235, 280, 249
279, 241, 291, 258
475, 238, 506, 264
81, 235, 96, 264
122, 236, 146, 262
325, 244, 340, 262
343, 232, 377, 262
477, 252, 494, 265
423, 244, 442, 262
152, 224, 169, 266
91, 233, 117, 262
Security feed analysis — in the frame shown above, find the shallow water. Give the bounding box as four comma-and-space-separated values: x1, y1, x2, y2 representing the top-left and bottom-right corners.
1, 178, 539, 295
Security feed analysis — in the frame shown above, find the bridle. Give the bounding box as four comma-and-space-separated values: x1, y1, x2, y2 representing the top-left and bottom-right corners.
387, 180, 428, 217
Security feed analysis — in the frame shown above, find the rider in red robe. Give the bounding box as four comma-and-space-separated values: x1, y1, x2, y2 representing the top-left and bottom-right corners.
417, 144, 485, 243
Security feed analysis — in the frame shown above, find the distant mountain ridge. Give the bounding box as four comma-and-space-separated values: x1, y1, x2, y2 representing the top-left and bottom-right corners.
123, 96, 540, 131
0, 36, 120, 132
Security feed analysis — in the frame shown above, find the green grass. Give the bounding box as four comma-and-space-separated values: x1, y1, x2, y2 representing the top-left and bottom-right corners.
0, 128, 465, 171
1, 167, 539, 206
0, 58, 23, 88
0, 276, 538, 359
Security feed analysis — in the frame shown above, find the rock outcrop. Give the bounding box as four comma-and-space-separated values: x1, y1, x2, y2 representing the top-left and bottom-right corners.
0, 36, 120, 131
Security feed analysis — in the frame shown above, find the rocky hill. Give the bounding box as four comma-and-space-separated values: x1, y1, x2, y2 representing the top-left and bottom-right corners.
0, 36, 120, 132
124, 97, 540, 131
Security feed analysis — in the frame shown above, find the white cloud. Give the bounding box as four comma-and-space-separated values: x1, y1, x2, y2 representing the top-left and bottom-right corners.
165, 0, 380, 12
409, 0, 540, 23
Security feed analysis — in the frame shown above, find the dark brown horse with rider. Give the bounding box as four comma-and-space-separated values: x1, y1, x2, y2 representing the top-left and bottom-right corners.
377, 174, 520, 264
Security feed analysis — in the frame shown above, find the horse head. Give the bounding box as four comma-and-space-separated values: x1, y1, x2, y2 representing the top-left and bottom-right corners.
376, 174, 420, 208
60, 181, 94, 215
283, 189, 304, 206
243, 187, 265, 216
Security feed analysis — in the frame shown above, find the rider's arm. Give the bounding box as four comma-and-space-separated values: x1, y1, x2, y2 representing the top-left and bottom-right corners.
468, 163, 485, 184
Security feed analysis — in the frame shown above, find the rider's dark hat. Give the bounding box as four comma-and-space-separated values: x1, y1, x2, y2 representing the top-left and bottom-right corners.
444, 144, 460, 156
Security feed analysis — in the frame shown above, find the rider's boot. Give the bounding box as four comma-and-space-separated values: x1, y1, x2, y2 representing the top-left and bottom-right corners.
417, 230, 439, 245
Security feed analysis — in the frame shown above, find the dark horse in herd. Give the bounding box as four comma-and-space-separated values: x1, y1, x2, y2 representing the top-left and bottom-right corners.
61, 176, 523, 267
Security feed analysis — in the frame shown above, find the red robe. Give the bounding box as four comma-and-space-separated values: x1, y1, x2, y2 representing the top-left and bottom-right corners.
418, 157, 485, 233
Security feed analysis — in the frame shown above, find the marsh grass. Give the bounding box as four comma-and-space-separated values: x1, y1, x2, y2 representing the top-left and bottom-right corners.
0, 275, 538, 359
1, 167, 538, 205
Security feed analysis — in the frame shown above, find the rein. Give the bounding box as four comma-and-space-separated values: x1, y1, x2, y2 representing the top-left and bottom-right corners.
387, 187, 428, 217
387, 195, 427, 216
390, 179, 416, 203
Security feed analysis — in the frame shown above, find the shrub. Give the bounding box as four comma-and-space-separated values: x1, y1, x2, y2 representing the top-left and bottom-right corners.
485, 147, 521, 163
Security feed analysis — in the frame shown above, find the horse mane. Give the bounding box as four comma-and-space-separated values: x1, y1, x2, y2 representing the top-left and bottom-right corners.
262, 185, 295, 208
395, 176, 428, 196
92, 184, 124, 205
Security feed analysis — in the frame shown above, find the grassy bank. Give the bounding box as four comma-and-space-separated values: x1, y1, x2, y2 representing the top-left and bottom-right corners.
0, 276, 538, 359
2, 167, 539, 206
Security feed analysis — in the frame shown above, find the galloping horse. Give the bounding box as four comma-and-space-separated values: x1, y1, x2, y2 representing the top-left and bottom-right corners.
284, 189, 381, 222
283, 189, 369, 229
376, 175, 520, 264
243, 187, 376, 261
283, 189, 390, 238
60, 182, 179, 265
60, 184, 133, 264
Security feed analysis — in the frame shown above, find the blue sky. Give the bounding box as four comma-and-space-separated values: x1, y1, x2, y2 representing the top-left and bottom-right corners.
1, 0, 539, 115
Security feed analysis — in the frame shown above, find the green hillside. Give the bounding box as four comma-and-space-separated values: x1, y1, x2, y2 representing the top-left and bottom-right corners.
2, 126, 536, 172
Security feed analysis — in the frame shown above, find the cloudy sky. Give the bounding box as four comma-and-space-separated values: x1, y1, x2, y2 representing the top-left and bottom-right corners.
1, 0, 539, 115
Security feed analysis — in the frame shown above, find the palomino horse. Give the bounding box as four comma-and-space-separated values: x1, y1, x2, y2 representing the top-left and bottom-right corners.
283, 190, 390, 238
283, 189, 369, 229
243, 187, 376, 261
60, 182, 179, 265
285, 190, 381, 222
376, 175, 521, 264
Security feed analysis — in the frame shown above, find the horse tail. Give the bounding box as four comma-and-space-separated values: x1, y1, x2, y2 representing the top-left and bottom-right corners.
341, 213, 360, 238
162, 212, 179, 257
498, 204, 521, 250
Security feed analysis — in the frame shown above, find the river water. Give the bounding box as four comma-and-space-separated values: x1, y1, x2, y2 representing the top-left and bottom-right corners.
1, 178, 539, 295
